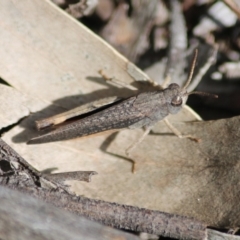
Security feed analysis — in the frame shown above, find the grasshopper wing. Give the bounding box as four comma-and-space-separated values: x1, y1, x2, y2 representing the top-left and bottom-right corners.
36, 96, 121, 130
28, 96, 147, 144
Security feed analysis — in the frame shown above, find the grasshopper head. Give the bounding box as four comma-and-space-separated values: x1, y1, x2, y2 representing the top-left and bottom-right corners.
163, 83, 189, 115
164, 49, 218, 115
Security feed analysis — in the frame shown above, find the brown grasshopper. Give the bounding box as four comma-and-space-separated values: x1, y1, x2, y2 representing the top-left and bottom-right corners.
28, 50, 217, 156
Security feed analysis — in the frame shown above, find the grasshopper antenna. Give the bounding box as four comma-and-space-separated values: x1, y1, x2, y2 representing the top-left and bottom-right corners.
183, 49, 218, 99
188, 91, 218, 98
183, 48, 198, 90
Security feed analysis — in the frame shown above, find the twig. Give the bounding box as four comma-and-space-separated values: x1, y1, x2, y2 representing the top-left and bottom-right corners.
15, 186, 207, 240
164, 0, 188, 86
0, 138, 96, 192
44, 171, 97, 184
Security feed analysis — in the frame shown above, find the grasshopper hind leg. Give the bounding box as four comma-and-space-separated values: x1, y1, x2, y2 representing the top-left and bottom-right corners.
98, 69, 136, 90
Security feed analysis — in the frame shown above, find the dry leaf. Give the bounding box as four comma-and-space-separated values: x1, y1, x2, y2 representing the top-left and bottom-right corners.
0, 84, 46, 129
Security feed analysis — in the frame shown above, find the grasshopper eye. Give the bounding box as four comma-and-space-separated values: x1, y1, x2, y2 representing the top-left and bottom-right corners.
168, 83, 179, 89
171, 96, 182, 106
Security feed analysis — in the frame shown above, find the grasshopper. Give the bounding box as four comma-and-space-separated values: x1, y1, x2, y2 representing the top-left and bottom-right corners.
28, 50, 217, 156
